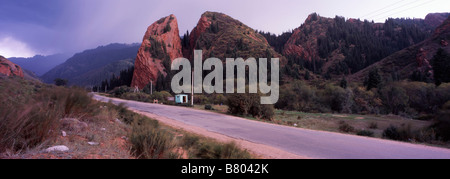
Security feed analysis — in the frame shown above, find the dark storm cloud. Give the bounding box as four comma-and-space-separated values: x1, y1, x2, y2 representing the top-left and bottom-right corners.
0, 0, 68, 56
1, 0, 448, 57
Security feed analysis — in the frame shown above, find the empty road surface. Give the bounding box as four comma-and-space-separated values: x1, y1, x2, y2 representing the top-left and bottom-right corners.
93, 94, 450, 159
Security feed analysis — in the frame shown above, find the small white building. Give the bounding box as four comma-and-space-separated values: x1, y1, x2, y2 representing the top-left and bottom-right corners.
175, 94, 189, 104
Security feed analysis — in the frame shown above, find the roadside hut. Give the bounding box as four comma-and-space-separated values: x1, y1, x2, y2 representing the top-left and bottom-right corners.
175, 94, 189, 104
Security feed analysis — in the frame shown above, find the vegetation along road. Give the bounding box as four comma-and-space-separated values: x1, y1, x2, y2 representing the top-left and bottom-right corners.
93, 94, 450, 159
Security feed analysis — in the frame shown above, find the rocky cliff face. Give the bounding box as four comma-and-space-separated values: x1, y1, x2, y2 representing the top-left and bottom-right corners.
189, 16, 211, 54
425, 13, 450, 29
131, 14, 183, 89
283, 13, 331, 63
0, 56, 24, 78
432, 15, 450, 39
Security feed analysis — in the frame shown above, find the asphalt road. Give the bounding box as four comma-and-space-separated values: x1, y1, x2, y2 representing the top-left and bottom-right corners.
93, 94, 450, 159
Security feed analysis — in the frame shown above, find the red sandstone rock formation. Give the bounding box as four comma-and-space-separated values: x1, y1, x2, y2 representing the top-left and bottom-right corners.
0, 56, 24, 78
131, 14, 183, 89
187, 16, 211, 59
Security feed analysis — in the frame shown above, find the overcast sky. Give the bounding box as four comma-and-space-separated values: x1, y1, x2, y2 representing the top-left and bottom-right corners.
0, 0, 449, 58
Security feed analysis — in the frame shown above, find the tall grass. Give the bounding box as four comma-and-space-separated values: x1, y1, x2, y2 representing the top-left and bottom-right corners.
129, 117, 175, 159
0, 78, 253, 158
126, 111, 252, 159
182, 134, 252, 159
195, 141, 252, 159
0, 78, 99, 153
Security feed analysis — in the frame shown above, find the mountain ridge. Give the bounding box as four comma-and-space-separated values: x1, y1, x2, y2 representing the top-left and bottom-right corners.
41, 43, 139, 86
281, 12, 444, 79
350, 16, 450, 82
9, 53, 72, 76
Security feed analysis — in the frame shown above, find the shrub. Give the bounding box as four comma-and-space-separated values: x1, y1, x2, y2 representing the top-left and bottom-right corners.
400, 82, 436, 114
63, 88, 98, 117
324, 85, 353, 113
357, 130, 374, 137
380, 84, 409, 115
148, 36, 166, 59
368, 122, 378, 129
194, 94, 209, 104
181, 134, 200, 148
163, 23, 171, 33
212, 94, 227, 105
414, 128, 437, 143
129, 118, 173, 159
227, 92, 274, 120
260, 104, 275, 120
338, 121, 355, 133
351, 86, 382, 114
177, 103, 193, 107
196, 141, 251, 159
432, 48, 450, 86
433, 101, 450, 141
205, 104, 214, 110
0, 98, 61, 152
366, 68, 381, 90
227, 93, 255, 115
156, 17, 165, 24
180, 133, 251, 159
275, 85, 298, 110
152, 91, 173, 103
0, 79, 99, 153
121, 92, 153, 102
382, 126, 401, 140
219, 142, 251, 159
54, 78, 68, 86
290, 81, 317, 111
111, 86, 130, 97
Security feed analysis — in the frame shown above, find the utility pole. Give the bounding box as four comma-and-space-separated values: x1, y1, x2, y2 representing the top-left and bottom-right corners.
191, 71, 194, 106
151, 81, 153, 95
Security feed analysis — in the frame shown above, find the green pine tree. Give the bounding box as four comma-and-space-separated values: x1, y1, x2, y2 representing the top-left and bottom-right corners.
366, 69, 381, 90
340, 77, 347, 89
432, 48, 450, 86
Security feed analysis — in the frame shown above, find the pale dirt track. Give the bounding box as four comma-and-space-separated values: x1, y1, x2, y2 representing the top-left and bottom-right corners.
93, 94, 450, 159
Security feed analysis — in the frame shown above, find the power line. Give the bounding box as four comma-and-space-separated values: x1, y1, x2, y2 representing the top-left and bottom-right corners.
375, 0, 437, 21
365, 0, 422, 20
360, 0, 408, 19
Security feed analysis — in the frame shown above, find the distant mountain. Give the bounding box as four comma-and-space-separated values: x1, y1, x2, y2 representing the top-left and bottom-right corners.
350, 16, 450, 82
9, 53, 72, 76
41, 43, 139, 86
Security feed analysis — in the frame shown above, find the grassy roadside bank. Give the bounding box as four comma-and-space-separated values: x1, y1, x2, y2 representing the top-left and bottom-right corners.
0, 77, 252, 159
